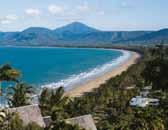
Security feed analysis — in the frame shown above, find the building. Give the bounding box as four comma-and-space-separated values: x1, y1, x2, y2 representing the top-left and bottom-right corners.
66, 115, 97, 130
8, 104, 46, 127
8, 105, 97, 130
43, 115, 97, 130
129, 86, 159, 107
130, 96, 149, 107
130, 96, 159, 107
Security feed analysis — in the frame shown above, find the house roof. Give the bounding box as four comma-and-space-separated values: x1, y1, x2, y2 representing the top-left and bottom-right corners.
8, 104, 45, 127
66, 114, 97, 130
43, 114, 97, 130
8, 105, 97, 130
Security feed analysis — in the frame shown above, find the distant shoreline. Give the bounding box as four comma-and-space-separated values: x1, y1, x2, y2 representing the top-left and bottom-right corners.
40, 48, 132, 90
66, 50, 141, 97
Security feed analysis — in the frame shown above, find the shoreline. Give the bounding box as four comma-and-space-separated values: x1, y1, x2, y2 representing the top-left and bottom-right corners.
66, 51, 141, 97
41, 48, 130, 89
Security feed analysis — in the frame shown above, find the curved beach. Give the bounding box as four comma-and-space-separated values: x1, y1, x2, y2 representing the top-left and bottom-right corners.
66, 51, 140, 97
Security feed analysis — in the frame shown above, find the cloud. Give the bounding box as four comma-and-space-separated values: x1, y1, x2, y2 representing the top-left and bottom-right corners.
48, 5, 64, 15
25, 8, 41, 17
0, 14, 18, 24
120, 2, 133, 8
47, 3, 92, 17
6, 15, 18, 21
98, 11, 105, 15
77, 2, 90, 13
0, 19, 11, 24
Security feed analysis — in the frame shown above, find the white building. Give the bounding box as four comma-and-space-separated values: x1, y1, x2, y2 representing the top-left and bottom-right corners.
130, 96, 159, 107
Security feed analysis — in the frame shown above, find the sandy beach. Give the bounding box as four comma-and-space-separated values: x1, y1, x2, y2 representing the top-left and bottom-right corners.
66, 51, 141, 97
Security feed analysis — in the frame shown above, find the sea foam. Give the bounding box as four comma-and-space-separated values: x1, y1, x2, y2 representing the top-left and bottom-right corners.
41, 49, 131, 90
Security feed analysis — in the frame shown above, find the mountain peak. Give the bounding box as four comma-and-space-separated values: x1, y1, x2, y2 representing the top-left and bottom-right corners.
23, 27, 52, 33
54, 22, 99, 34
67, 22, 89, 27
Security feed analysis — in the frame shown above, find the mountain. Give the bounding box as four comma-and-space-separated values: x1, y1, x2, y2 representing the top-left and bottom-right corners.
0, 27, 58, 46
127, 28, 168, 44
53, 22, 152, 44
0, 32, 20, 45
54, 22, 99, 34
53, 22, 100, 42
0, 22, 167, 46
74, 31, 152, 43
14, 27, 58, 46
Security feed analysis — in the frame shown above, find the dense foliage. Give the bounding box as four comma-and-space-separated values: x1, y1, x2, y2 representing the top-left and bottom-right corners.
0, 64, 20, 96
39, 87, 69, 116
142, 45, 168, 90
7, 83, 34, 107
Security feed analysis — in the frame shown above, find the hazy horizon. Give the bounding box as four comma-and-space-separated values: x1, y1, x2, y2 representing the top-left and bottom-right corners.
0, 21, 167, 33
0, 0, 168, 31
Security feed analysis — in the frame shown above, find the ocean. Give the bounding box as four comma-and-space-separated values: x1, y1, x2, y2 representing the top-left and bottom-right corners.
0, 47, 130, 91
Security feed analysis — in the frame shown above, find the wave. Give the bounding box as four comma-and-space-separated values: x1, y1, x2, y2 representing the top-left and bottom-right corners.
41, 50, 131, 90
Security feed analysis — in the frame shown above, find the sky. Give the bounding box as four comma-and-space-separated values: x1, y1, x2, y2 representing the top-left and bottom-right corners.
0, 0, 168, 31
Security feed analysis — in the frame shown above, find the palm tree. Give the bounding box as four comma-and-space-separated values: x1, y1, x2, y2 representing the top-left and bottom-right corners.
0, 64, 20, 82
38, 88, 51, 115
7, 83, 33, 107
50, 87, 69, 108
0, 109, 13, 130
0, 110, 6, 124
39, 87, 69, 116
0, 64, 20, 96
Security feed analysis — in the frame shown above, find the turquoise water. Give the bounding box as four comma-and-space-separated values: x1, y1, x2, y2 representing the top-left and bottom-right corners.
0, 47, 130, 90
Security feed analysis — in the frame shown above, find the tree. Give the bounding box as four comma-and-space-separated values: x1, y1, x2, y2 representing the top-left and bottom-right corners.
7, 83, 34, 107
49, 120, 83, 130
0, 109, 8, 130
0, 110, 6, 123
39, 87, 84, 130
0, 110, 20, 130
142, 45, 168, 90
25, 122, 44, 130
49, 108, 84, 130
9, 113, 24, 130
129, 108, 165, 130
38, 88, 51, 115
39, 87, 69, 116
151, 44, 165, 60
0, 64, 20, 96
0, 64, 20, 82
